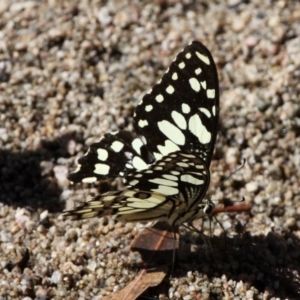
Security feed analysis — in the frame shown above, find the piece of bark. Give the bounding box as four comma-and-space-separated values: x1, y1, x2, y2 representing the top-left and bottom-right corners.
102, 267, 168, 300
131, 221, 179, 266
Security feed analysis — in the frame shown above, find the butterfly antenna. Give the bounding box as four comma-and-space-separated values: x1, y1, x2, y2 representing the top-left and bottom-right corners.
210, 158, 246, 208
219, 158, 246, 186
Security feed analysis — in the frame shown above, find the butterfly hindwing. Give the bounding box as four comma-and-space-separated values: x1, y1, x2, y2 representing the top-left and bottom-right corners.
65, 151, 211, 226
64, 188, 209, 225
64, 189, 176, 223
125, 151, 210, 209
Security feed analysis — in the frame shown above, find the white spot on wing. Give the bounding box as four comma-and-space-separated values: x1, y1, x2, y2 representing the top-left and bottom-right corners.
207, 89, 215, 99
157, 140, 180, 156
179, 153, 195, 158
97, 148, 108, 161
154, 166, 163, 171
111, 141, 124, 152
171, 111, 187, 130
123, 191, 136, 197
156, 94, 164, 102
118, 207, 139, 213
189, 114, 211, 144
195, 164, 204, 169
141, 135, 147, 145
94, 163, 110, 175
192, 171, 205, 177
132, 138, 143, 155
152, 186, 179, 196
180, 174, 204, 185
82, 177, 97, 183
166, 85, 175, 94
182, 103, 191, 114
158, 120, 185, 145
195, 68, 202, 75
154, 152, 163, 160
185, 52, 192, 59
149, 178, 178, 187
129, 179, 139, 186
196, 51, 210, 65
189, 78, 201, 92
179, 62, 185, 69
172, 72, 178, 80
138, 119, 148, 128
212, 105, 216, 116
201, 81, 207, 89
142, 194, 166, 204
199, 107, 211, 118
132, 156, 148, 170
171, 170, 180, 175
127, 199, 157, 209
145, 105, 153, 112
177, 162, 189, 168
102, 195, 117, 201
163, 174, 178, 181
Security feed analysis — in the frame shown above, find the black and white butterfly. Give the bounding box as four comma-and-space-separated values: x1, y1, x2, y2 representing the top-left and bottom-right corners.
64, 41, 219, 228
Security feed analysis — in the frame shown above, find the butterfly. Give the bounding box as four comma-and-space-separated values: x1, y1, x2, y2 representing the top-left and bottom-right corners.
64, 41, 219, 228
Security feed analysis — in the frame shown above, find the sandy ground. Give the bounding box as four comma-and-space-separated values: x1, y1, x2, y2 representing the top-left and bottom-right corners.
0, 0, 300, 299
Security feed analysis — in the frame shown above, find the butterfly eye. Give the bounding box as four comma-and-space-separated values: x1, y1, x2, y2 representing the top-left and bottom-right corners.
203, 202, 215, 215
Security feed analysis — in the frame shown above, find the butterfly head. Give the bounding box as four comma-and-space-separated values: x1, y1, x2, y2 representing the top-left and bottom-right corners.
202, 199, 215, 215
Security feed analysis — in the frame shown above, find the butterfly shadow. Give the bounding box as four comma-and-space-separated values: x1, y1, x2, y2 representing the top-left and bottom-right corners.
134, 224, 300, 299
0, 132, 76, 213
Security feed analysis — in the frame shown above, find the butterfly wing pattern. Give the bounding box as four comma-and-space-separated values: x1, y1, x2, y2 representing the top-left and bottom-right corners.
65, 41, 219, 228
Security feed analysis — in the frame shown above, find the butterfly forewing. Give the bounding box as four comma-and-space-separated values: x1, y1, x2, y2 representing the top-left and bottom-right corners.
68, 131, 154, 184
134, 41, 219, 164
